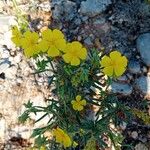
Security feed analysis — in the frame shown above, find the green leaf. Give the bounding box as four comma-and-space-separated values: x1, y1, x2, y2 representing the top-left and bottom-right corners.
18, 112, 29, 123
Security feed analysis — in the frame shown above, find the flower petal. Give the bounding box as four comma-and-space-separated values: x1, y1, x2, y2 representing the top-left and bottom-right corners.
38, 40, 49, 52
118, 56, 128, 67
71, 57, 80, 66
42, 29, 52, 40
55, 39, 66, 52
110, 51, 121, 61
103, 66, 113, 77
47, 46, 60, 57
63, 53, 72, 63
100, 56, 111, 67
78, 48, 87, 60
114, 66, 126, 77
76, 95, 81, 101
72, 41, 82, 50
80, 100, 86, 106
53, 29, 64, 39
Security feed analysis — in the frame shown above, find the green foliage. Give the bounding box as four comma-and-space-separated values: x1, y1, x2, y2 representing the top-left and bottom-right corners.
18, 48, 134, 150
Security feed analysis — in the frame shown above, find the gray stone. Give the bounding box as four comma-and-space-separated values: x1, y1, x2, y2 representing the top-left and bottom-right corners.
0, 60, 10, 74
135, 143, 148, 150
128, 59, 141, 74
137, 33, 150, 66
52, 0, 77, 21
110, 82, 133, 96
131, 131, 138, 139
135, 76, 150, 95
80, 0, 112, 17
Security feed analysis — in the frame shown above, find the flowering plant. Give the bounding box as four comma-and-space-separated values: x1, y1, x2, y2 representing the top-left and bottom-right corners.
12, 26, 135, 150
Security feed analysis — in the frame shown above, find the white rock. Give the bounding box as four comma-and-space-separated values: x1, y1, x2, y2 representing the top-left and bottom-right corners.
0, 118, 6, 142
5, 66, 17, 79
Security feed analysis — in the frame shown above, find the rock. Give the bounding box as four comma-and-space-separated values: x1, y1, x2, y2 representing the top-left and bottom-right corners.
0, 60, 10, 74
135, 143, 148, 150
128, 59, 141, 74
131, 131, 138, 139
117, 75, 129, 83
80, 0, 112, 17
110, 82, 133, 96
52, 0, 77, 21
84, 37, 93, 47
120, 122, 127, 130
4, 66, 17, 79
135, 76, 150, 95
0, 118, 6, 143
38, 1, 51, 12
0, 50, 10, 59
137, 33, 150, 66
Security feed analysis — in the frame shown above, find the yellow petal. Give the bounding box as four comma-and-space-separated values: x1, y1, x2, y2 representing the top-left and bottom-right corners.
114, 66, 126, 77
24, 48, 34, 58
38, 40, 49, 52
76, 95, 81, 101
78, 48, 87, 60
103, 66, 113, 77
110, 51, 121, 61
53, 29, 64, 39
47, 46, 60, 57
31, 32, 39, 42
63, 134, 72, 148
71, 57, 80, 66
72, 103, 79, 110
71, 100, 76, 105
77, 105, 84, 111
118, 56, 128, 67
80, 100, 86, 106
72, 41, 82, 50
63, 53, 72, 63
42, 29, 52, 40
100, 56, 111, 67
55, 39, 66, 52
11, 37, 22, 46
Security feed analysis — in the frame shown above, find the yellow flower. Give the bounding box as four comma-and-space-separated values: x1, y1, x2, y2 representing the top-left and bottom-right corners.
38, 29, 66, 57
11, 26, 23, 47
52, 127, 72, 148
100, 51, 128, 77
21, 31, 40, 58
71, 95, 86, 111
63, 41, 87, 66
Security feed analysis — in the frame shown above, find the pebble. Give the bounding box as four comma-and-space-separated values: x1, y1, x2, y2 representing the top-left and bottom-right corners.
131, 131, 138, 139
135, 143, 148, 150
0, 61, 10, 74
80, 0, 112, 17
117, 75, 129, 83
52, 0, 77, 21
137, 33, 150, 66
0, 118, 6, 143
128, 59, 141, 74
110, 82, 133, 96
135, 76, 150, 95
38, 1, 51, 12
4, 66, 17, 79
